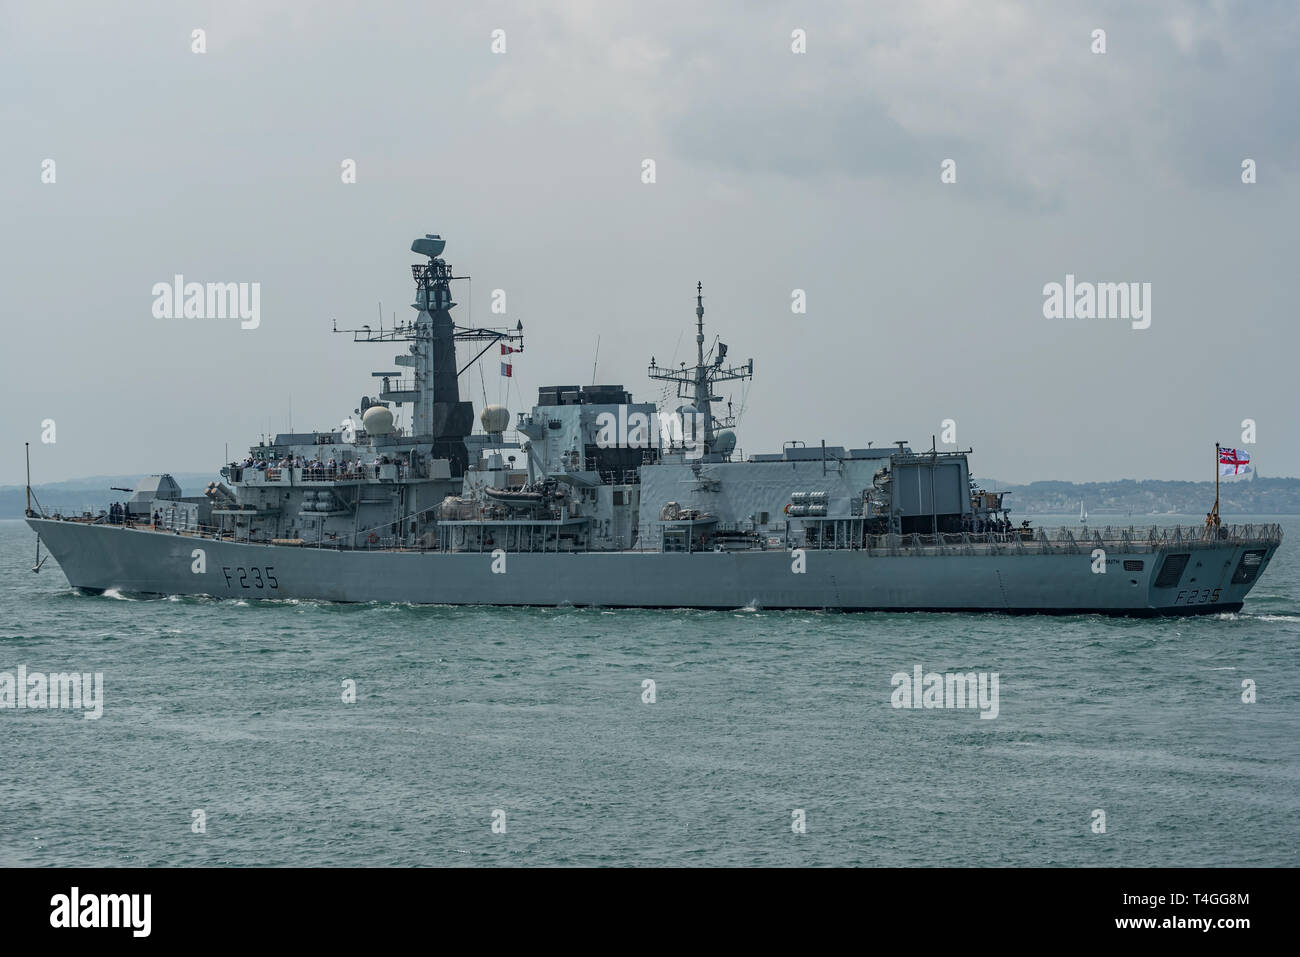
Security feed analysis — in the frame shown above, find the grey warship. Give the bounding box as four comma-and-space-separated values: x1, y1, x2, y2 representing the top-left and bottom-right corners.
26, 234, 1282, 614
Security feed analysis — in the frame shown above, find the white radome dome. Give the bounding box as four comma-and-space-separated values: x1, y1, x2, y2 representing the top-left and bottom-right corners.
480, 404, 510, 433
362, 405, 395, 435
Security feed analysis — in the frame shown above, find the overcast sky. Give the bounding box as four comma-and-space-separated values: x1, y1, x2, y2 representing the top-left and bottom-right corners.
2, 0, 1296, 486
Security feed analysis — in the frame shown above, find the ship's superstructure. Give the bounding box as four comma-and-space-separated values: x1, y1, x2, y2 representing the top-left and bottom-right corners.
199, 234, 525, 550
25, 234, 1282, 614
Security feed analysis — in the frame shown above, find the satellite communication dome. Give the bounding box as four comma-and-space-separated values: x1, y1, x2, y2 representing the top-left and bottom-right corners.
713, 429, 737, 455
480, 404, 510, 433
362, 405, 395, 435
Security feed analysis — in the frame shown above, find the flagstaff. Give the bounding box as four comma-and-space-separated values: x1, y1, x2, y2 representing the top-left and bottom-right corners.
1212, 444, 1253, 531
1212, 442, 1220, 529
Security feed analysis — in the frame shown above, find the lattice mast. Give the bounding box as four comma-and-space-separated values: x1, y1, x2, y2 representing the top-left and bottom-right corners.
646, 283, 753, 453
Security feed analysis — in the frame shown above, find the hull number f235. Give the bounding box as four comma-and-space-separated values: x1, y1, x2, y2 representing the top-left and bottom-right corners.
221, 566, 278, 590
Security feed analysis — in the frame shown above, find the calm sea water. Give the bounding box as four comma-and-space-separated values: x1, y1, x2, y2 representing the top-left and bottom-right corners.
1, 515, 1297, 867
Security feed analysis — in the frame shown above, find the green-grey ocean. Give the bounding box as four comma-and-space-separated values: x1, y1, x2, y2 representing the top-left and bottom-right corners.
2, 516, 1297, 867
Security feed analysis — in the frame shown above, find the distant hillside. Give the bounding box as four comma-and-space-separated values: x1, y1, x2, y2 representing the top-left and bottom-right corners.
983, 476, 1299, 516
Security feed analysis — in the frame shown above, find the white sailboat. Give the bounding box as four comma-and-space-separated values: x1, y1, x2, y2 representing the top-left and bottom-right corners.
1079, 498, 1087, 523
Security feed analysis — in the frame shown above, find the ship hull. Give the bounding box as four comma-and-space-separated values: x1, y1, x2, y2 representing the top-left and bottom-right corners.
27, 518, 1278, 615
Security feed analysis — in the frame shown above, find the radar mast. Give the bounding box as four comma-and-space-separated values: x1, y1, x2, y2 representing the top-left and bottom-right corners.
333, 234, 524, 474
647, 282, 753, 455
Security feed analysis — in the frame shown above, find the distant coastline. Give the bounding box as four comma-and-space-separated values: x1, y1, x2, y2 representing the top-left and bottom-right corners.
982, 475, 1297, 516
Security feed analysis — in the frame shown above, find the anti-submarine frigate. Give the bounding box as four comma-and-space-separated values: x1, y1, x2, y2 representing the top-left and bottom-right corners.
26, 234, 1282, 614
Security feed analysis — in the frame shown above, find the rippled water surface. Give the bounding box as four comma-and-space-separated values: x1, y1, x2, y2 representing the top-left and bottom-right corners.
1, 517, 1297, 866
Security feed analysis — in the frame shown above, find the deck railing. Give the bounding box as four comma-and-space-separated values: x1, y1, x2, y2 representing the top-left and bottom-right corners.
224, 464, 411, 484
854, 524, 1283, 555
